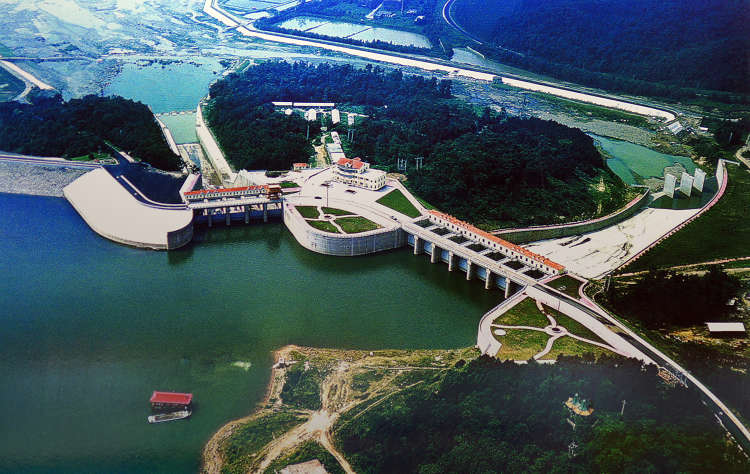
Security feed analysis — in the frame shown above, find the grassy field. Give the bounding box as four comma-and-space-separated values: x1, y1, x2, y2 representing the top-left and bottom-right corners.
546, 275, 585, 299
494, 329, 550, 361
321, 207, 352, 216
308, 220, 340, 233
336, 216, 381, 234
628, 165, 750, 270
281, 181, 300, 188
220, 411, 307, 474
0, 67, 24, 102
542, 336, 613, 361
533, 93, 652, 128
545, 305, 606, 343
375, 189, 421, 218
296, 206, 319, 219
493, 297, 550, 328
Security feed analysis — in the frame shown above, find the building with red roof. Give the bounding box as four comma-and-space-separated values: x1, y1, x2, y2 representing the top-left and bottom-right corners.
150, 391, 193, 410
333, 157, 386, 190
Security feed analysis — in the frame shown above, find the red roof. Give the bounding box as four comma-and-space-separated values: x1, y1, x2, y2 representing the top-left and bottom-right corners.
184, 185, 268, 196
150, 391, 193, 405
337, 157, 365, 169
428, 210, 564, 271
293, 163, 308, 168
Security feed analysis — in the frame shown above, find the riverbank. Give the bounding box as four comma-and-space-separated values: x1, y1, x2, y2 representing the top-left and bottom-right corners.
201, 345, 479, 474
0, 160, 89, 197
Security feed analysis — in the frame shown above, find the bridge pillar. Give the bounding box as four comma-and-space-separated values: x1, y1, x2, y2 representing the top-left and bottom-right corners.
466, 260, 473, 280
448, 252, 454, 271
263, 202, 268, 223
413, 236, 422, 255
485, 270, 493, 290
505, 278, 512, 298
244, 205, 249, 224
225, 207, 230, 226
431, 245, 439, 263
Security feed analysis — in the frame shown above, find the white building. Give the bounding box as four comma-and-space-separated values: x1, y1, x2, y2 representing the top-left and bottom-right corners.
333, 157, 386, 190
331, 109, 341, 124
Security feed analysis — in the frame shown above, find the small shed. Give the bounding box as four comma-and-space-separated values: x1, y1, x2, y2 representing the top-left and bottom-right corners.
150, 391, 193, 411
706, 322, 746, 337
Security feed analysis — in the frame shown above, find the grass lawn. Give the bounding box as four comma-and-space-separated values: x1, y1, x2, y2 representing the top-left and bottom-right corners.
493, 297, 550, 328
322, 207, 352, 216
308, 220, 340, 233
336, 216, 381, 234
494, 328, 550, 361
544, 305, 606, 343
628, 165, 750, 270
296, 206, 320, 219
376, 189, 421, 218
70, 152, 111, 162
540, 336, 613, 361
280, 181, 299, 188
221, 411, 307, 474
546, 275, 585, 299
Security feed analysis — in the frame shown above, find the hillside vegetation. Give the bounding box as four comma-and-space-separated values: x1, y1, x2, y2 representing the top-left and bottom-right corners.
0, 93, 181, 170
209, 62, 629, 228
334, 355, 749, 473
452, 0, 750, 102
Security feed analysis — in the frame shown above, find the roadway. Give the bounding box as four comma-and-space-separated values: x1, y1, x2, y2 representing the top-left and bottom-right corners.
442, 0, 483, 44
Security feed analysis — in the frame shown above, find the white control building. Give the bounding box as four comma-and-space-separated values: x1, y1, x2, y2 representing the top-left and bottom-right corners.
333, 157, 386, 190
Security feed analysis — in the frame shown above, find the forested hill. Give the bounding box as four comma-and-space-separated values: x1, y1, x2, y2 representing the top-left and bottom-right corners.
452, 0, 750, 101
0, 93, 181, 171
208, 62, 628, 228
334, 356, 750, 473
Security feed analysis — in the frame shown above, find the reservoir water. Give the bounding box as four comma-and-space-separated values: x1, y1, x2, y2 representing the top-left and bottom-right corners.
0, 193, 499, 473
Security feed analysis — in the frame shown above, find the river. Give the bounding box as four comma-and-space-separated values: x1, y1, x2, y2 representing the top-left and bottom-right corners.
0, 192, 498, 473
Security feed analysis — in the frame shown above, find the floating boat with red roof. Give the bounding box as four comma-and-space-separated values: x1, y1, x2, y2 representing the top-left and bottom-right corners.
148, 391, 193, 424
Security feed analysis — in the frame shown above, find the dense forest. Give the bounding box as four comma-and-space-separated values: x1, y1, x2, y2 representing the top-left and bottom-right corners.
608, 268, 742, 328
334, 356, 748, 473
0, 92, 181, 171
209, 62, 627, 227
452, 0, 750, 102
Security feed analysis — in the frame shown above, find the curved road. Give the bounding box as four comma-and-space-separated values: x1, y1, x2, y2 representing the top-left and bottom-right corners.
442, 0, 483, 44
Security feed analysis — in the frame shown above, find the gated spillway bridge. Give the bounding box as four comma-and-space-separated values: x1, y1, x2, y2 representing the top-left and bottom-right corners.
181, 182, 284, 226
403, 210, 565, 296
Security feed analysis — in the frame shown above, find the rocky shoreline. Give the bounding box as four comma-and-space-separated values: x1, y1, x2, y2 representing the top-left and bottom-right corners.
0, 161, 88, 197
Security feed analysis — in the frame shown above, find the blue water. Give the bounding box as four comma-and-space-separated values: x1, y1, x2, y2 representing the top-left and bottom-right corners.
0, 192, 499, 473
105, 59, 223, 113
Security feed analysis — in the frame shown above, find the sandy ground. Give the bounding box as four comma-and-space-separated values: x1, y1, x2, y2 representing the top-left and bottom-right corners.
525, 207, 700, 279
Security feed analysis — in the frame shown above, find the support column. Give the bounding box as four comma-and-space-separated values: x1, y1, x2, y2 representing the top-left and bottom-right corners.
448, 252, 454, 271
263, 202, 268, 223
413, 236, 422, 255
505, 277, 512, 298
485, 270, 493, 290
466, 260, 473, 280
244, 205, 249, 224
431, 245, 439, 263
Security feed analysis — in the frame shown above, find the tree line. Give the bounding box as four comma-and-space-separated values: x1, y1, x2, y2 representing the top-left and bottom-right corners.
0, 92, 181, 171
452, 0, 750, 103
334, 355, 749, 473
208, 62, 627, 227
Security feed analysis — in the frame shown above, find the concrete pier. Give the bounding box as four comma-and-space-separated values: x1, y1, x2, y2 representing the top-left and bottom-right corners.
448, 251, 454, 271
485, 271, 493, 289
466, 260, 473, 280
431, 246, 439, 263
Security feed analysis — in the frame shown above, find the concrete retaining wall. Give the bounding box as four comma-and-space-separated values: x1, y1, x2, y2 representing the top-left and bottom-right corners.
283, 203, 405, 256
196, 104, 234, 185
496, 189, 650, 244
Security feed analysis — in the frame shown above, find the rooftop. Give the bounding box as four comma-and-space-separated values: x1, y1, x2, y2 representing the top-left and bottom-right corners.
150, 391, 193, 405
706, 322, 746, 333
337, 157, 365, 170
184, 185, 268, 196
427, 210, 564, 271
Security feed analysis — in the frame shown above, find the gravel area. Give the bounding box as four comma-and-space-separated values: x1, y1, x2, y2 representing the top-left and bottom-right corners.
0, 161, 89, 197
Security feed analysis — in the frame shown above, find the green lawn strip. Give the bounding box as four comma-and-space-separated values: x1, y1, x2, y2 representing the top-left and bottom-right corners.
493, 297, 550, 328
540, 335, 613, 361
335, 216, 382, 234
307, 220, 340, 233
280, 181, 299, 188
263, 440, 345, 474
321, 207, 352, 216
546, 275, 585, 299
628, 165, 750, 270
221, 411, 308, 474
494, 328, 550, 361
69, 152, 111, 162
296, 206, 320, 219
543, 305, 607, 344
375, 189, 421, 218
